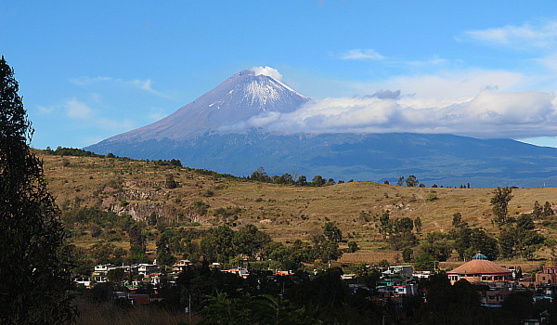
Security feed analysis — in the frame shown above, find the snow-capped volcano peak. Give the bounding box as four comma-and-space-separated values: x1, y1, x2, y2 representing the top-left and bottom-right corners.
96, 68, 310, 141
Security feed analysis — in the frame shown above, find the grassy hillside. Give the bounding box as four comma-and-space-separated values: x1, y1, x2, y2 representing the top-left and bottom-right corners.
38, 150, 557, 271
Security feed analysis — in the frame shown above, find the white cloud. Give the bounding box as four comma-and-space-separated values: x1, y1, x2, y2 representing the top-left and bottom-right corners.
249, 66, 283, 81
66, 99, 93, 119
538, 53, 557, 72
463, 20, 557, 49
340, 49, 385, 60
230, 89, 557, 139
70, 76, 169, 97
362, 69, 524, 103
62, 99, 135, 131
404, 55, 449, 67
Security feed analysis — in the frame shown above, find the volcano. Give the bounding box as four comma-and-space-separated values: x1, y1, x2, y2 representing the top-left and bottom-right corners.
99, 69, 309, 143
86, 69, 557, 188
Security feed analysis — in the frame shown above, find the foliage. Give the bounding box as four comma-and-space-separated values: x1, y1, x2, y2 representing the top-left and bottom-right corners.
323, 222, 342, 243
213, 206, 242, 225
232, 224, 272, 259
0, 56, 76, 324
311, 234, 343, 262
248, 167, 336, 187
380, 214, 417, 250
402, 248, 413, 262
499, 214, 545, 259
414, 252, 436, 271
405, 175, 419, 187
451, 212, 468, 229
199, 292, 317, 325
417, 273, 497, 324
454, 227, 498, 261
201, 225, 236, 264
44, 146, 105, 157
419, 232, 453, 261
491, 187, 513, 225
347, 241, 359, 253
62, 206, 133, 231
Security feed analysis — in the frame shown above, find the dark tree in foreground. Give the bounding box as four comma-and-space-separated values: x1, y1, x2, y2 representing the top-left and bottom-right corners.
0, 56, 75, 324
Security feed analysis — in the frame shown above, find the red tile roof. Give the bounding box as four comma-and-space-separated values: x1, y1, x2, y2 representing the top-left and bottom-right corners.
447, 260, 512, 275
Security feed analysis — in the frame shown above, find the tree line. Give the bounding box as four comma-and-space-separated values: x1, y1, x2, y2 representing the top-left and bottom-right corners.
384, 187, 553, 268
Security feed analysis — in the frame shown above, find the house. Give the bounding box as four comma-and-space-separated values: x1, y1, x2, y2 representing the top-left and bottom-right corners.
223, 268, 250, 279
74, 277, 92, 287
172, 259, 193, 273
446, 253, 512, 284
412, 270, 432, 279
341, 273, 356, 280
480, 289, 512, 308
535, 263, 557, 285
382, 265, 413, 278
393, 284, 418, 296
137, 264, 159, 276
92, 264, 117, 282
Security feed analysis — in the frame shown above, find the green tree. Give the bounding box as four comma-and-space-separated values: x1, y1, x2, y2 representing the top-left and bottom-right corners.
232, 224, 271, 259
311, 175, 326, 187
419, 232, 452, 261
499, 215, 545, 259
311, 234, 343, 262
323, 222, 342, 243
0, 56, 76, 324
451, 212, 468, 229
454, 227, 498, 261
543, 201, 555, 218
201, 225, 236, 263
532, 201, 543, 219
347, 241, 359, 253
491, 187, 513, 225
296, 175, 307, 186
405, 175, 419, 187
251, 167, 271, 182
156, 231, 177, 269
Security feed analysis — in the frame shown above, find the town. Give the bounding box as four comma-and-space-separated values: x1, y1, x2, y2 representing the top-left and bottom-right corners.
72, 252, 557, 324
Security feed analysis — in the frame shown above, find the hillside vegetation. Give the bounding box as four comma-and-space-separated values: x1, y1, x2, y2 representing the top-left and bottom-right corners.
38, 150, 557, 270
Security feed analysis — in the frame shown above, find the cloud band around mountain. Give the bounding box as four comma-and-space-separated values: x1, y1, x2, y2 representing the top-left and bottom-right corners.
230, 89, 557, 139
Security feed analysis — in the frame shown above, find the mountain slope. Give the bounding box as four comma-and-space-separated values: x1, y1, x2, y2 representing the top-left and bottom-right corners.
99, 70, 309, 142
87, 131, 557, 188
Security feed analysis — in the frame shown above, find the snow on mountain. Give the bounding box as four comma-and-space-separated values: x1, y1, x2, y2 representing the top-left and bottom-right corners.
99, 69, 309, 142
85, 68, 557, 187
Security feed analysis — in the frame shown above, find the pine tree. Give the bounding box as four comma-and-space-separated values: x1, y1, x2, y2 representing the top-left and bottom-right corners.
0, 56, 75, 324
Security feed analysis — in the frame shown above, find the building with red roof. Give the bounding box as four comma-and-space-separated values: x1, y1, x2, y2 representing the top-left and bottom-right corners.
447, 253, 512, 285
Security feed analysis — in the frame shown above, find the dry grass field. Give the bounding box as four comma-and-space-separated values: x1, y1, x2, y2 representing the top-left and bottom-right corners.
38, 151, 557, 272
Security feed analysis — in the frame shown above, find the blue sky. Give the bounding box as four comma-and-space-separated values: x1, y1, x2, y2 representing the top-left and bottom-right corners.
1, 0, 556, 148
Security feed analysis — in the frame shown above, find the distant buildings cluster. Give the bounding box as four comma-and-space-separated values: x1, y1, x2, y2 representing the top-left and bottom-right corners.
77, 253, 557, 318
